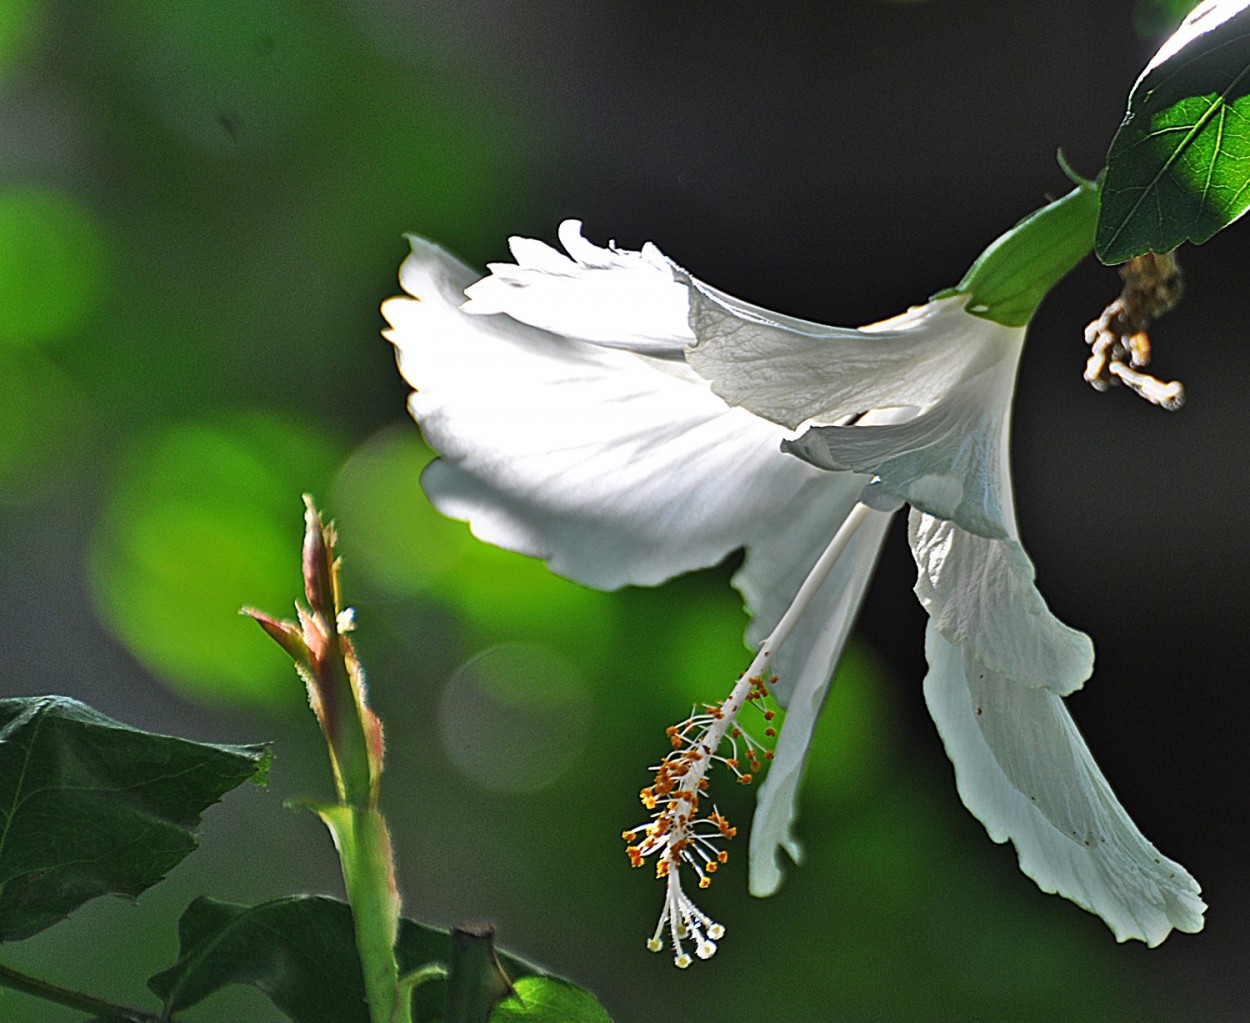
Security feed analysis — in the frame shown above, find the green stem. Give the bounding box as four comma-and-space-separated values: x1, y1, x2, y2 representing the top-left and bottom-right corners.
292, 501, 410, 1023
322, 804, 410, 1023
0, 960, 163, 1022
400, 962, 449, 993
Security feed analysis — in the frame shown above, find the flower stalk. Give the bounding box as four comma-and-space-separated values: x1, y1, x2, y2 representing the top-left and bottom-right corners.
245, 497, 407, 1023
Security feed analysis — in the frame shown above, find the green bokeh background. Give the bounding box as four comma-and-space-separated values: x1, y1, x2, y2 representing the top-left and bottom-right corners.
0, 2, 1238, 1021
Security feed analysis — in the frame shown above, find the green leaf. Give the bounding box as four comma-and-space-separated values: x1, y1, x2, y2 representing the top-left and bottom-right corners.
149, 896, 612, 1023
149, 897, 369, 1021
0, 696, 269, 942
1098, 2, 1250, 262
1134, 0, 1203, 37
489, 977, 613, 1023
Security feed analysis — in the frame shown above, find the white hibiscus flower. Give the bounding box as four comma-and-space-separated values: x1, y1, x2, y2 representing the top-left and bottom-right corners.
382, 179, 1204, 967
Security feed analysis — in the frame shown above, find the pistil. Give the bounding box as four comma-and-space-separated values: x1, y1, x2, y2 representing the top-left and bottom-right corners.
624, 502, 877, 964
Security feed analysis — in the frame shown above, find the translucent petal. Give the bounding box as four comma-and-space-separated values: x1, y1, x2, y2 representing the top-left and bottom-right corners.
924, 625, 1205, 945
744, 503, 896, 896
781, 345, 1020, 539
910, 513, 1093, 696
461, 220, 690, 356
732, 472, 867, 668
383, 236, 826, 590
684, 287, 1010, 430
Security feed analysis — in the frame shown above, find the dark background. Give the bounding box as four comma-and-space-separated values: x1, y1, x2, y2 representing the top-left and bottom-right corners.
1, 1, 1244, 1020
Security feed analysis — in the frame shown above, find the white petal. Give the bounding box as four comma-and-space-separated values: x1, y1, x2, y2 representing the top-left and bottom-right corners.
744, 502, 896, 896
924, 625, 1205, 945
461, 220, 691, 356
684, 287, 1009, 430
383, 236, 828, 590
732, 410, 907, 667
910, 512, 1093, 697
782, 340, 1021, 539
732, 472, 867, 664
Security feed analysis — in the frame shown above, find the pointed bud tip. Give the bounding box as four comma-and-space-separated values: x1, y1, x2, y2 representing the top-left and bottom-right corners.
241, 607, 312, 664
300, 495, 339, 623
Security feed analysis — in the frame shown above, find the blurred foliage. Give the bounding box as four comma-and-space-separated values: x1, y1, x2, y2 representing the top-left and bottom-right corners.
1134, 0, 1199, 36
332, 428, 476, 597
90, 413, 344, 706
0, 348, 87, 503
0, 0, 39, 83
97, 1, 335, 160
0, 186, 105, 348
0, 184, 100, 502
0, 2, 1197, 1022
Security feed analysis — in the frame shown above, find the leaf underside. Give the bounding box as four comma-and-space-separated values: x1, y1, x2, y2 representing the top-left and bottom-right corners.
0, 696, 269, 942
1098, 8, 1250, 262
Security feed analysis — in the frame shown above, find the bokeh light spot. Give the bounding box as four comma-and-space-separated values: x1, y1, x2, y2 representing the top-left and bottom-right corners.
90, 412, 343, 707
443, 542, 618, 671
0, 186, 106, 348
440, 642, 592, 793
331, 427, 473, 594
